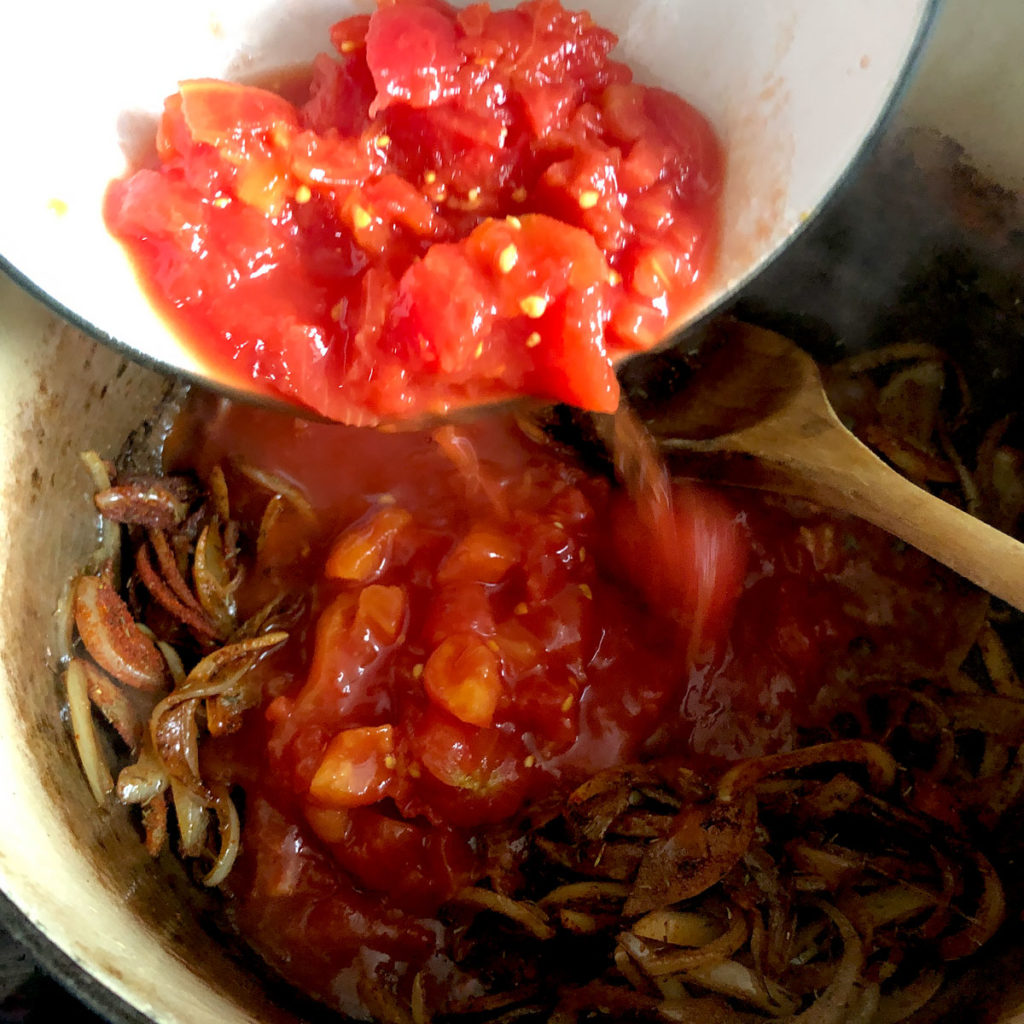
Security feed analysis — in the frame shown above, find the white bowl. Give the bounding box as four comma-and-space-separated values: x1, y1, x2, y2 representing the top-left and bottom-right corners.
0, 0, 933, 395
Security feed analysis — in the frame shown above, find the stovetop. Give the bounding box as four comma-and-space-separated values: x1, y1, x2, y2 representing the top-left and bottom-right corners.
0, 922, 104, 1024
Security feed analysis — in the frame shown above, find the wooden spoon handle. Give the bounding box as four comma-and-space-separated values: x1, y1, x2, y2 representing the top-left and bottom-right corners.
738, 421, 1024, 613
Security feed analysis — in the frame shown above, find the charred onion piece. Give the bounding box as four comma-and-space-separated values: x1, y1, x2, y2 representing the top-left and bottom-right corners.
93, 480, 188, 529
65, 658, 114, 804
72, 575, 168, 691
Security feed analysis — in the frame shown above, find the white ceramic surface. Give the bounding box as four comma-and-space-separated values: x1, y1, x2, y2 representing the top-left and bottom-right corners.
0, 0, 932, 399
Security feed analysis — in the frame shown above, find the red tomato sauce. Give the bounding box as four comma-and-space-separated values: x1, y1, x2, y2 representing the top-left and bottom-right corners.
165, 398, 972, 1014
106, 0, 722, 424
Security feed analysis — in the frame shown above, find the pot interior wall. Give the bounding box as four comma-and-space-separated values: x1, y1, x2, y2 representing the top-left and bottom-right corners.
0, 272, 312, 1024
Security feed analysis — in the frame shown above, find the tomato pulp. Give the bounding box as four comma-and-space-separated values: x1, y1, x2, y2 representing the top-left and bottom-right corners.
167, 399, 973, 1014
106, 0, 723, 423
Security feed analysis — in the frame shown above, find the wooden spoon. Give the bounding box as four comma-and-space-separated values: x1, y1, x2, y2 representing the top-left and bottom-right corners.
645, 319, 1024, 613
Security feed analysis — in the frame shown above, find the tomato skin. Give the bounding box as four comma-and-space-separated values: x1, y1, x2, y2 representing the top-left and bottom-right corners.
106, 0, 722, 424
404, 705, 531, 827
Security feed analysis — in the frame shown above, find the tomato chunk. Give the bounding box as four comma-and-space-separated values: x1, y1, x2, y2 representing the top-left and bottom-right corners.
325, 506, 413, 581
423, 633, 502, 727
106, 0, 722, 424
308, 724, 396, 807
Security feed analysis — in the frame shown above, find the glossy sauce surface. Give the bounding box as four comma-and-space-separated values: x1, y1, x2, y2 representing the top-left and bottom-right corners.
166, 398, 972, 1013
106, 0, 722, 423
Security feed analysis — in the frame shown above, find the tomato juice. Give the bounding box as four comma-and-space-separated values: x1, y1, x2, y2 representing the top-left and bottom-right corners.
164, 396, 971, 1013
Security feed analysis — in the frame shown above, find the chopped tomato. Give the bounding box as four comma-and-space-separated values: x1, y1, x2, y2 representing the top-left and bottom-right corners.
422, 633, 502, 727
180, 398, 971, 1018
106, 0, 722, 424
322, 806, 475, 913
405, 705, 531, 826
324, 505, 413, 581
308, 724, 396, 807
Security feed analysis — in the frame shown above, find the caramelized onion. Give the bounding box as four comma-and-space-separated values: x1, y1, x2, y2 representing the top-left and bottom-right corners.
79, 450, 120, 573
193, 521, 239, 636
621, 907, 749, 976
451, 888, 555, 941
80, 659, 142, 751
717, 741, 897, 803
64, 334, 1024, 1023
116, 745, 168, 805
72, 575, 167, 691
789, 903, 864, 1024
94, 481, 187, 529
65, 658, 113, 804
203, 786, 241, 887
135, 542, 219, 640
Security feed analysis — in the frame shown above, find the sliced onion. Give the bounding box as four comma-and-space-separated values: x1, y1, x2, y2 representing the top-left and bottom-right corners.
148, 528, 206, 615
632, 909, 725, 948
410, 971, 428, 1024
452, 888, 555, 940
788, 902, 864, 1024
717, 741, 897, 803
621, 908, 748, 976
82, 659, 142, 751
65, 659, 113, 804
141, 791, 169, 857
52, 576, 77, 666
73, 575, 167, 691
156, 640, 187, 686
356, 974, 416, 1024
209, 464, 231, 522
172, 779, 208, 859
152, 698, 206, 796
938, 846, 1006, 960
845, 981, 880, 1024
874, 970, 944, 1024
539, 881, 630, 907
79, 451, 120, 573
977, 621, 1023, 698
134, 543, 218, 640
116, 745, 168, 805
682, 958, 797, 1015
193, 521, 239, 636
158, 631, 288, 708
233, 461, 316, 523
94, 481, 187, 529
202, 786, 240, 887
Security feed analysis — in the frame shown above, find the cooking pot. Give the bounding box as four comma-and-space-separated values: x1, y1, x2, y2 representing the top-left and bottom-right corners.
0, 0, 932, 394
3, 0, 1024, 1022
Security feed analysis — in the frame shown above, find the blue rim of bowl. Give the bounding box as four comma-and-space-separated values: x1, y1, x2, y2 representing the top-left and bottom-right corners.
0, 1, 943, 1020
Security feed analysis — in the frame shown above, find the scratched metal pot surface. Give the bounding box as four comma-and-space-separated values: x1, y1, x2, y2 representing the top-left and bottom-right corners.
2, 0, 1024, 1022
